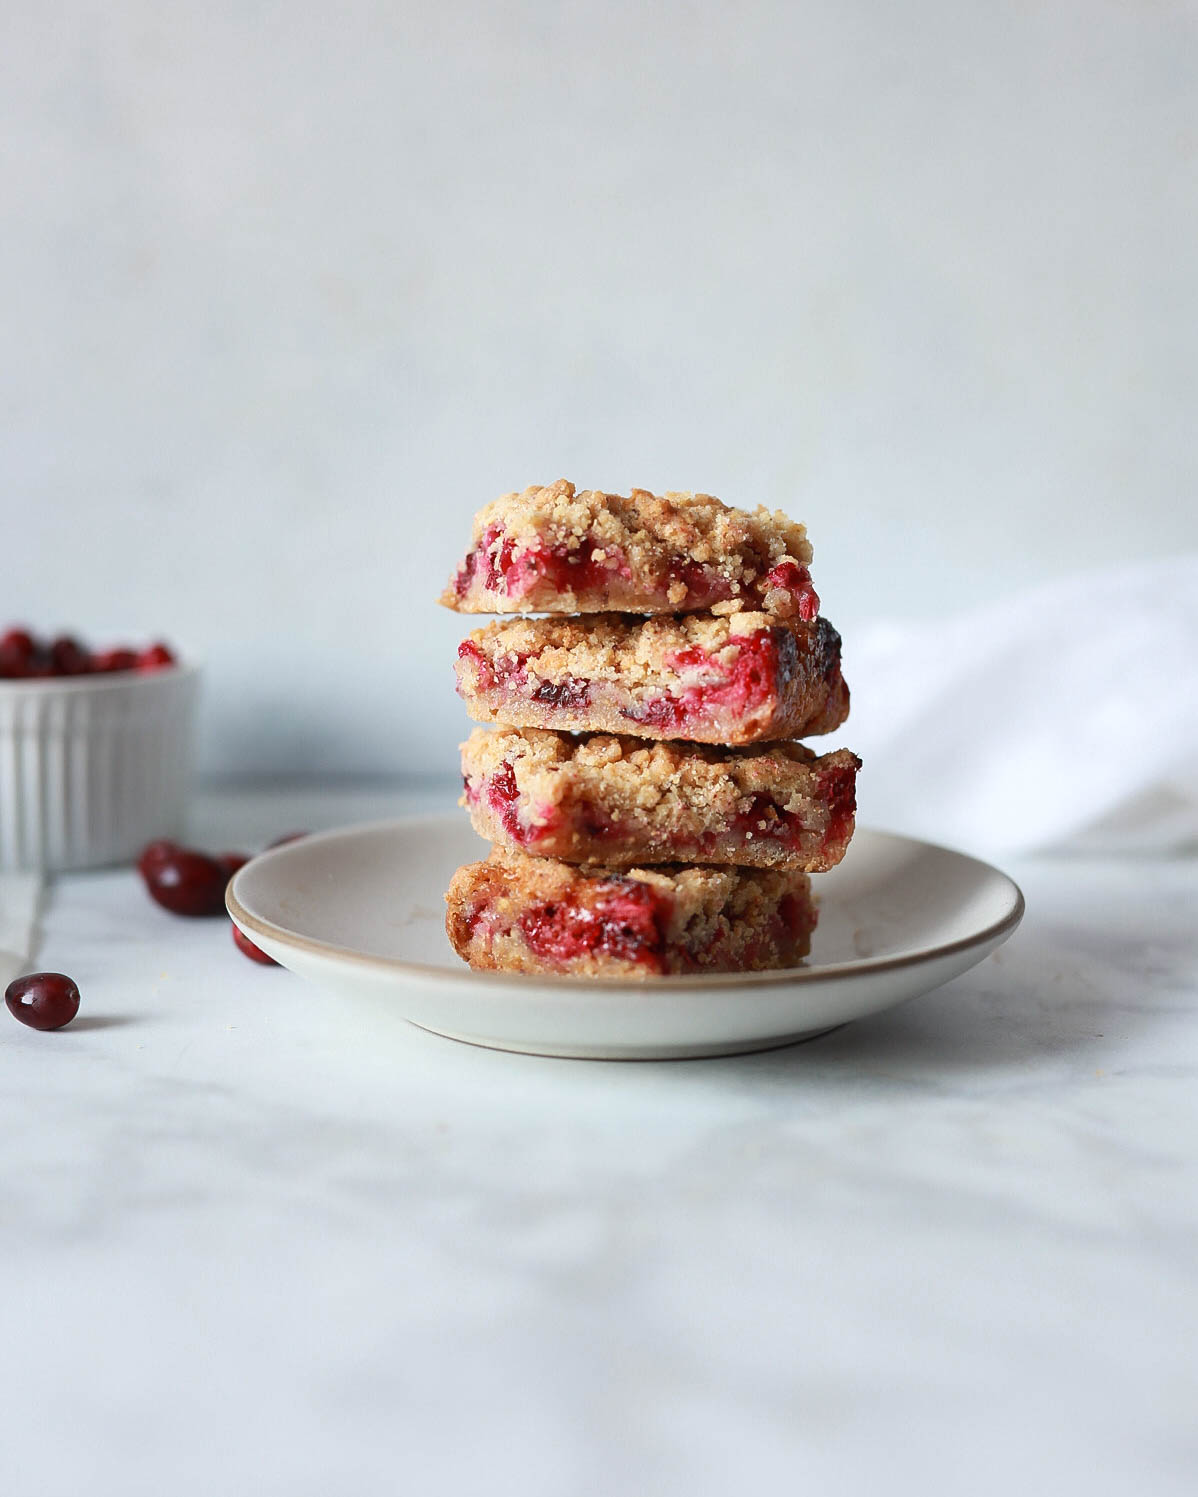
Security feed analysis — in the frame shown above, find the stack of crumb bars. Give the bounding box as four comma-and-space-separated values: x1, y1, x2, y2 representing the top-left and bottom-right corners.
440, 480, 859, 979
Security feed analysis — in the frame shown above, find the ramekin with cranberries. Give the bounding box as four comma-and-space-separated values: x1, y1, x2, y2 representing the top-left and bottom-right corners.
0, 628, 199, 871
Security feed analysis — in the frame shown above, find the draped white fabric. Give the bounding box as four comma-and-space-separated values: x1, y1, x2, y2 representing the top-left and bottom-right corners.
844, 556, 1198, 857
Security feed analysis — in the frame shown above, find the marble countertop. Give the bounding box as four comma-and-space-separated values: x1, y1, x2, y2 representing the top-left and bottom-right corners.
2, 785, 1196, 1496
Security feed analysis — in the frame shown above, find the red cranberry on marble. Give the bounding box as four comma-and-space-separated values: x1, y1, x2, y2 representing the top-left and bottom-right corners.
217, 852, 251, 877
232, 923, 279, 966
137, 841, 229, 917
138, 839, 180, 871
137, 643, 176, 672
6, 972, 81, 1031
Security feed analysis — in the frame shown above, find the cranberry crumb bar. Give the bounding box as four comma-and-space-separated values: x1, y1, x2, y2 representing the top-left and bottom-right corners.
445, 848, 817, 978
440, 480, 819, 622
455, 611, 849, 745
461, 728, 860, 872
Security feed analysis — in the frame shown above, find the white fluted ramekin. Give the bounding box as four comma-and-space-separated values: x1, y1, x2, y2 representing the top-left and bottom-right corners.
0, 664, 200, 872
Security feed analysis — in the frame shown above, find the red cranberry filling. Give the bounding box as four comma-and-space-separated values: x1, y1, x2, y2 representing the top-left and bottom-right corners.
486, 761, 534, 845
457, 639, 498, 691
817, 762, 857, 850
518, 880, 666, 969
624, 629, 784, 734
730, 792, 802, 846
532, 676, 591, 709
778, 892, 817, 943
456, 526, 632, 601
477, 761, 560, 848
765, 562, 820, 622
663, 559, 734, 608
458, 643, 589, 711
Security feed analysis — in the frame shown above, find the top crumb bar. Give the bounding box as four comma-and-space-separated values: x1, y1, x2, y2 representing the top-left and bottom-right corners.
440, 479, 819, 622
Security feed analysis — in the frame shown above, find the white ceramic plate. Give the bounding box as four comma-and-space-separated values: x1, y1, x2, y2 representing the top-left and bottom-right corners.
227, 815, 1024, 1060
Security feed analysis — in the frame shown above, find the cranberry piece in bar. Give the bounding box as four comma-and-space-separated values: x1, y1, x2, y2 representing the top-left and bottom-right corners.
455, 611, 848, 746
460, 728, 860, 871
440, 480, 819, 621
445, 849, 816, 979
6, 972, 81, 1030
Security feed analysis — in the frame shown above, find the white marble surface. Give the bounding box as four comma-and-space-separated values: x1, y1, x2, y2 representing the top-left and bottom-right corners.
2, 786, 1196, 1496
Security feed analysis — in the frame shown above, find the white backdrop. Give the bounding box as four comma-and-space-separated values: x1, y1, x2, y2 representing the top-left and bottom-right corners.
3, 1, 1195, 779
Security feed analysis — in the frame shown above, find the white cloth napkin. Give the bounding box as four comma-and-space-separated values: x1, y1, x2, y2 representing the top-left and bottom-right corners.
843, 555, 1198, 858
0, 871, 42, 989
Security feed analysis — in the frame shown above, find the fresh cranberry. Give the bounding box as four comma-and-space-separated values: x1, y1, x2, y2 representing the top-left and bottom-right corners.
0, 648, 35, 679
0, 627, 36, 660
138, 843, 229, 916
232, 924, 279, 965
217, 852, 250, 876
93, 647, 139, 673
1, 629, 50, 678
138, 838, 180, 872
6, 972, 81, 1031
49, 635, 91, 675
137, 642, 176, 671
